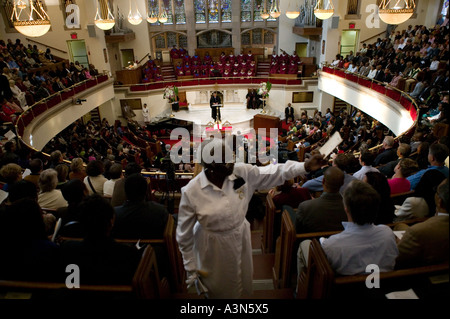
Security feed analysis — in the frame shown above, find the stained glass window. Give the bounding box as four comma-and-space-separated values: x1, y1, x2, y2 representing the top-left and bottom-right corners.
264, 30, 274, 44
252, 29, 262, 44
221, 0, 231, 22
209, 0, 219, 23
167, 32, 177, 48
179, 34, 188, 48
241, 32, 250, 46
241, 0, 252, 22
160, 0, 173, 25
195, 0, 206, 23
155, 34, 166, 49
174, 0, 186, 24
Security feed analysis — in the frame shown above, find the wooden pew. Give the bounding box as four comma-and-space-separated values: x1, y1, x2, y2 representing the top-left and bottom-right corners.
0, 245, 169, 299
273, 209, 430, 290
57, 214, 186, 295
261, 191, 279, 254
297, 238, 449, 299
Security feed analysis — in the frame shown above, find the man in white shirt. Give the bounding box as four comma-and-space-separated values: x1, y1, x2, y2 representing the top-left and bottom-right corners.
367, 65, 377, 79
353, 151, 379, 180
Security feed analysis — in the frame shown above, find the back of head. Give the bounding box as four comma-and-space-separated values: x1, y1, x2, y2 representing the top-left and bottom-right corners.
398, 158, 419, 177
124, 173, 147, 201
61, 179, 87, 204
4, 198, 46, 241
323, 166, 345, 193
29, 158, 43, 174
0, 163, 22, 184
39, 168, 58, 192
7, 180, 38, 203
109, 163, 123, 180
397, 143, 411, 158
124, 162, 142, 177
429, 143, 449, 164
360, 151, 375, 166
79, 194, 114, 239
333, 153, 350, 171
383, 136, 395, 148
364, 171, 391, 200
86, 160, 104, 177
343, 180, 380, 225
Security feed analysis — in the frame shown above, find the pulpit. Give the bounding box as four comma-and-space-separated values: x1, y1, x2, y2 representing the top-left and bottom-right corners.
115, 66, 143, 85
253, 114, 281, 137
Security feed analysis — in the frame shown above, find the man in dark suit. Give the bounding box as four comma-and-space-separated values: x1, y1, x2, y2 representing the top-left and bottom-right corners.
112, 173, 169, 240
210, 91, 221, 122
373, 136, 397, 167
285, 103, 295, 124
295, 167, 347, 234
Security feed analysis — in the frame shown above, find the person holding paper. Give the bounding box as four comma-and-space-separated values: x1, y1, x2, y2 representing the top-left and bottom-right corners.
176, 138, 326, 299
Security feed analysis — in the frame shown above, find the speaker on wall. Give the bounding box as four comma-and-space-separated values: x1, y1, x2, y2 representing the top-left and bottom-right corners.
87, 24, 96, 37
331, 16, 340, 29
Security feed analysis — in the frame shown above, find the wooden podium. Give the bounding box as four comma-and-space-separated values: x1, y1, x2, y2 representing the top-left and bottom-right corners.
253, 114, 281, 137
115, 66, 143, 85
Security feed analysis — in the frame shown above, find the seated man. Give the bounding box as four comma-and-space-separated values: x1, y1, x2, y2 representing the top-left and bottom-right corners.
112, 173, 169, 239
301, 153, 356, 194
295, 167, 347, 234
373, 136, 397, 167
407, 143, 449, 190
297, 180, 398, 278
395, 179, 449, 269
60, 195, 141, 284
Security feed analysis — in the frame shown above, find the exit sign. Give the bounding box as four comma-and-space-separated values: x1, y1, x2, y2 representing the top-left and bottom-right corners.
71, 32, 78, 39
349, 23, 355, 29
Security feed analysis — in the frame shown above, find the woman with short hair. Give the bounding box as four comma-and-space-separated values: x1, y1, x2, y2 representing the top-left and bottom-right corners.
37, 168, 68, 210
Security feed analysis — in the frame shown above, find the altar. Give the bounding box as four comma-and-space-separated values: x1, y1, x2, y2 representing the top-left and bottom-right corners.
171, 88, 264, 136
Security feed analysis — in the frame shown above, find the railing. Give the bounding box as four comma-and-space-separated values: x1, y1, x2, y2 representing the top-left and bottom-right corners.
320, 65, 420, 154
114, 75, 318, 93
25, 38, 68, 55
360, 30, 386, 44
13, 74, 110, 158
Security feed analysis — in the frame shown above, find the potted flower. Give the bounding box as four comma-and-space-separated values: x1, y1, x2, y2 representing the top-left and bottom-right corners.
163, 85, 178, 103
258, 81, 272, 99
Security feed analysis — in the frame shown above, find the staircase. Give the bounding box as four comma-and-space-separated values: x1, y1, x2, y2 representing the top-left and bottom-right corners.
256, 61, 270, 77
333, 97, 349, 115
161, 63, 177, 81
90, 107, 101, 125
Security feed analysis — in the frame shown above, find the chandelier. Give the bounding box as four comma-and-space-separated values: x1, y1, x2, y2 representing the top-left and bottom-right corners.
378, 0, 415, 25
128, 0, 143, 25
11, 0, 51, 37
261, 1, 270, 19
270, 0, 281, 18
286, 1, 300, 19
314, 0, 334, 20
158, 0, 168, 23
147, 0, 158, 23
94, 0, 115, 30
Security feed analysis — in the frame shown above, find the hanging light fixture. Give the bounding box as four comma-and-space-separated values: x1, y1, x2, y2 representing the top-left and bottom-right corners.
286, 1, 300, 19
314, 0, 334, 20
270, 0, 281, 18
128, 0, 143, 25
260, 0, 270, 19
158, 0, 168, 23
147, 0, 158, 24
94, 0, 115, 30
378, 0, 415, 25
11, 0, 51, 38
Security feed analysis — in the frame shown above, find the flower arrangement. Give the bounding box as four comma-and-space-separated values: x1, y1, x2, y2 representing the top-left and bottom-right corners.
163, 85, 178, 102
258, 81, 272, 99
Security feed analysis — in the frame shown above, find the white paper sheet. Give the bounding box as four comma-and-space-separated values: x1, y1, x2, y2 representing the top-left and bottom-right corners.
393, 230, 405, 240
318, 132, 343, 158
385, 288, 419, 299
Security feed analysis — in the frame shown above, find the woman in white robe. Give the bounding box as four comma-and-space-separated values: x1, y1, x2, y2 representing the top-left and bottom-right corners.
176, 139, 324, 299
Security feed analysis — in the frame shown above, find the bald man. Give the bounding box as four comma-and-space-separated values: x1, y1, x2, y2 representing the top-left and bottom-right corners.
295, 166, 348, 234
